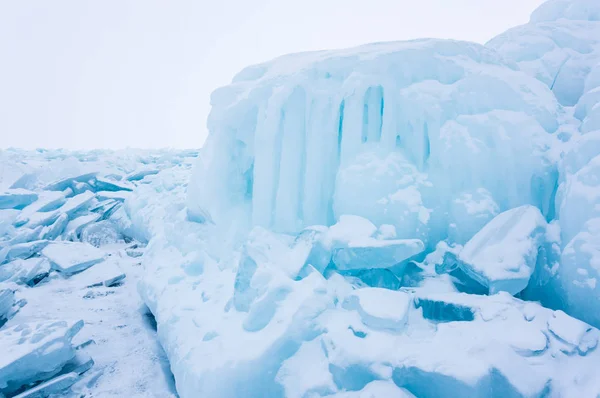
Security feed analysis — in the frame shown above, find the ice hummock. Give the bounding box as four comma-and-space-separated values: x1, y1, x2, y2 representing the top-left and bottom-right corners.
457, 205, 547, 295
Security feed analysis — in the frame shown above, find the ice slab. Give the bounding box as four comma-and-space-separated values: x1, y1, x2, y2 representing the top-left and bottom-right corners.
0, 258, 50, 287
37, 213, 68, 241
548, 310, 599, 355
93, 177, 133, 192
0, 289, 15, 327
0, 241, 50, 265
96, 190, 130, 202
63, 213, 101, 240
344, 288, 412, 332
58, 192, 95, 218
12, 372, 79, 398
13, 192, 66, 227
125, 169, 159, 181
333, 239, 424, 271
458, 205, 547, 295
0, 320, 84, 395
42, 242, 105, 275
0, 190, 38, 210
43, 173, 97, 192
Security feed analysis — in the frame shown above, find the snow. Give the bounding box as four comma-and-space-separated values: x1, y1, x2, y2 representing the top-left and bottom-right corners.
457, 205, 548, 295
42, 242, 105, 275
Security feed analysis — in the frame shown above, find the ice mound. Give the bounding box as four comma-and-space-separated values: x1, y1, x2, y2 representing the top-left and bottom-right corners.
189, 39, 559, 241
457, 205, 547, 295
0, 190, 38, 211
42, 242, 105, 275
488, 0, 600, 106
0, 320, 83, 393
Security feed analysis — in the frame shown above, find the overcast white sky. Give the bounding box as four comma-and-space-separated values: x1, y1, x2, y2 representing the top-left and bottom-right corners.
0, 0, 545, 149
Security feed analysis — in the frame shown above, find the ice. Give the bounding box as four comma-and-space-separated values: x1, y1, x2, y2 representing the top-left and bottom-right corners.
95, 190, 130, 202
37, 213, 68, 241
488, 0, 600, 106
457, 206, 547, 295
93, 177, 133, 193
333, 239, 424, 271
344, 288, 411, 332
275, 338, 336, 398
80, 221, 122, 247
43, 173, 97, 192
189, 39, 559, 239
0, 241, 50, 265
42, 242, 105, 275
0, 190, 38, 211
125, 168, 159, 182
58, 191, 95, 218
63, 213, 101, 240
0, 320, 83, 395
547, 310, 599, 354
0, 258, 51, 287
0, 289, 16, 327
13, 192, 66, 227
557, 218, 600, 327
12, 372, 79, 398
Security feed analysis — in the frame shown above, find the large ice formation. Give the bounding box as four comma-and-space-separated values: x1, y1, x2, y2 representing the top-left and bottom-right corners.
132, 1, 600, 396
188, 39, 560, 245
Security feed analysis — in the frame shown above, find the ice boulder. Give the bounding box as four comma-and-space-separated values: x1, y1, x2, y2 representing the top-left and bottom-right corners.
344, 288, 412, 332
457, 205, 547, 295
42, 242, 105, 275
0, 320, 84, 395
0, 190, 38, 210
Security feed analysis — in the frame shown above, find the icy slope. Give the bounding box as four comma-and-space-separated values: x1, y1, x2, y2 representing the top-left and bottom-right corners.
189, 39, 561, 243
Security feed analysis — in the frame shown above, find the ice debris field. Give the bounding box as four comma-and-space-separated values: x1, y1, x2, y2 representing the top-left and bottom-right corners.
4, 0, 600, 396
